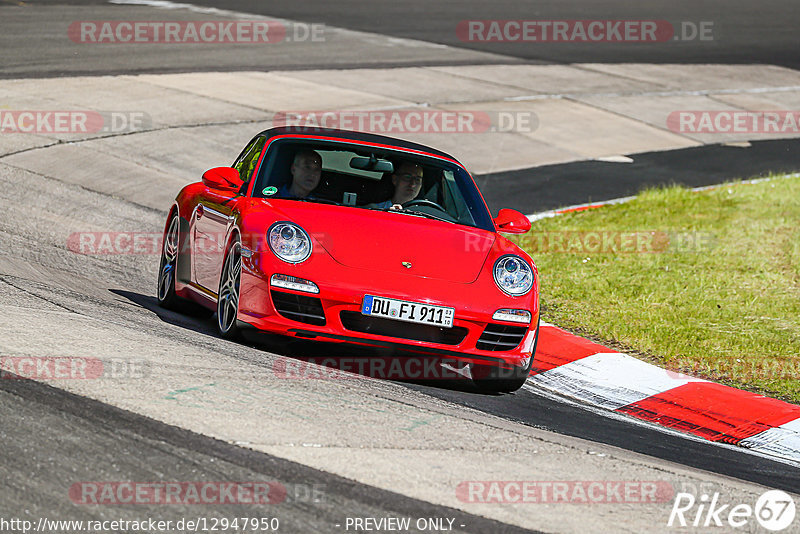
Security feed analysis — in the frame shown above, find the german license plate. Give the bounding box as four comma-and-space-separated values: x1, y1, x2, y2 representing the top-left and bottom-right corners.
361, 295, 454, 328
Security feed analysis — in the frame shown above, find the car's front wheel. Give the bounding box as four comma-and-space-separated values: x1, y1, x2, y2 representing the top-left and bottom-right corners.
217, 235, 242, 340
471, 318, 539, 393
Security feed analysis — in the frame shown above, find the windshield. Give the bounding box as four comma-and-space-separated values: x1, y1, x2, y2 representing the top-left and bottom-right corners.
252, 138, 495, 231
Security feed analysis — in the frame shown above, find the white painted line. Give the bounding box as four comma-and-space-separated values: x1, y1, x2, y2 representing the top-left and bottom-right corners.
528, 352, 706, 411
505, 84, 800, 102
739, 417, 800, 464
722, 141, 751, 148
688, 171, 800, 193
110, 0, 269, 18
108, 0, 450, 49
594, 155, 634, 163
527, 196, 636, 221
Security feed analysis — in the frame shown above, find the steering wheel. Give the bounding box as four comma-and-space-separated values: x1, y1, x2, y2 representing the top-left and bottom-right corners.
403, 199, 447, 212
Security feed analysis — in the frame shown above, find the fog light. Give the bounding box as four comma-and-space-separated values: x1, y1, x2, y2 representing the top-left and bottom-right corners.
492, 309, 531, 324
270, 274, 319, 294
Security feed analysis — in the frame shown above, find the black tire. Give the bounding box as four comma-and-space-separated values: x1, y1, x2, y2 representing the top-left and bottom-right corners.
157, 211, 213, 318
472, 318, 540, 394
157, 212, 183, 310
217, 235, 242, 340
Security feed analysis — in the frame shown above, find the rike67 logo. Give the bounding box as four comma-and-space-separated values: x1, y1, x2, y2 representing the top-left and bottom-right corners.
669, 489, 796, 531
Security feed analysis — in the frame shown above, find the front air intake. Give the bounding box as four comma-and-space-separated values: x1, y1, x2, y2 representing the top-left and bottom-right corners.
476, 323, 527, 351
270, 290, 326, 326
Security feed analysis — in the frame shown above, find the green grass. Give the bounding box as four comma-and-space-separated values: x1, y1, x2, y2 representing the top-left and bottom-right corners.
515, 175, 800, 403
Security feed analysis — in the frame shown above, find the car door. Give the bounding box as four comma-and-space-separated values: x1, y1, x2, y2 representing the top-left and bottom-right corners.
192, 136, 267, 294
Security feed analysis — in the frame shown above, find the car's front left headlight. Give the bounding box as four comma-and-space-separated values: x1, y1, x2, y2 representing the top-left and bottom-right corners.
268, 221, 312, 263
493, 255, 533, 296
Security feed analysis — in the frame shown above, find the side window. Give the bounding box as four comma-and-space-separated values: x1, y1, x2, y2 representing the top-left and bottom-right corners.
233, 136, 267, 183
442, 171, 475, 225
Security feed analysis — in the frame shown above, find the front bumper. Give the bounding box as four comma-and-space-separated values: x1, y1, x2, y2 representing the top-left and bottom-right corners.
237, 250, 539, 369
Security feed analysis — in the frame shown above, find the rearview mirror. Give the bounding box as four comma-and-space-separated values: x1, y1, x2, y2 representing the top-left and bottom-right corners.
202, 167, 244, 192
350, 154, 394, 173
494, 208, 531, 234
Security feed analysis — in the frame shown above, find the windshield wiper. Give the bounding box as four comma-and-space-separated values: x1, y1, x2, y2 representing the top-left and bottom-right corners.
291, 197, 341, 205
384, 207, 455, 224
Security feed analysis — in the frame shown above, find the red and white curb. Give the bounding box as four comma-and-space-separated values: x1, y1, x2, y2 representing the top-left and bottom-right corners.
527, 323, 800, 465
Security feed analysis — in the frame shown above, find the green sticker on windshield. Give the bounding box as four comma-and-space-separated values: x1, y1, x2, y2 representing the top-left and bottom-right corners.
263, 186, 278, 196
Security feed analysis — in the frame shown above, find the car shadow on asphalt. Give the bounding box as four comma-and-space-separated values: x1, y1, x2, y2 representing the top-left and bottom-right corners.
110, 289, 500, 396
110, 289, 220, 338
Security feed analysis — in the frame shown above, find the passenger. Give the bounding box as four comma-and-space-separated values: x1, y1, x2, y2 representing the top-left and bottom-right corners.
374, 162, 424, 209
278, 150, 322, 199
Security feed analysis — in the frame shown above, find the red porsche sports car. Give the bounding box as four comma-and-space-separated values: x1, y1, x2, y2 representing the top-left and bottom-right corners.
157, 127, 539, 392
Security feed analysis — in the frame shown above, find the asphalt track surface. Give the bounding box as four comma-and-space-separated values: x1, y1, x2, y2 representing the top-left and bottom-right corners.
6, 0, 800, 74
185, 0, 800, 69
14, 0, 800, 72
5, 0, 800, 210
2, 1, 800, 532
481, 137, 800, 214
0, 375, 534, 534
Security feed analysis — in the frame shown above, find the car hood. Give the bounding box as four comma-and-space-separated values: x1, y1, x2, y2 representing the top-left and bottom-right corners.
268, 201, 496, 283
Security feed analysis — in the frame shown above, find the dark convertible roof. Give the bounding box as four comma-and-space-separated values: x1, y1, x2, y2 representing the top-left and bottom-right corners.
260, 126, 457, 161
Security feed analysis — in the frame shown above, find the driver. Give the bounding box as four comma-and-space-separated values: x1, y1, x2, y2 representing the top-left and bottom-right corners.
374, 161, 423, 209
278, 150, 322, 199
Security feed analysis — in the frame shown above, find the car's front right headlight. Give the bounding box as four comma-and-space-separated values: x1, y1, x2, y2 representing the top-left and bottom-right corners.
268, 222, 312, 263
493, 255, 533, 296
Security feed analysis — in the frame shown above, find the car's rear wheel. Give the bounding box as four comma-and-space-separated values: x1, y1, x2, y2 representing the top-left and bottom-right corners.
157, 214, 180, 308
471, 318, 539, 393
217, 235, 242, 340
157, 212, 213, 317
